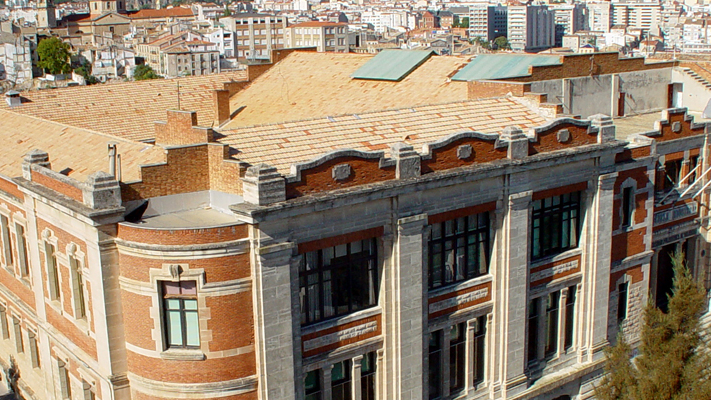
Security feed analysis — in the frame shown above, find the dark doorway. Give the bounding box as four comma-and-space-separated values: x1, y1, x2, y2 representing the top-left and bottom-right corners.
655, 242, 688, 312
618, 92, 626, 117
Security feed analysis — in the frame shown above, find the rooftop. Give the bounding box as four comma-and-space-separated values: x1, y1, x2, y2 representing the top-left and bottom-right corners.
0, 71, 247, 141
130, 208, 241, 229
452, 54, 562, 81
223, 52, 470, 129
0, 109, 165, 182
219, 98, 546, 174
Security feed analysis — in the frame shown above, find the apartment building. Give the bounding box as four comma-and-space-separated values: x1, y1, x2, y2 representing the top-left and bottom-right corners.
162, 40, 221, 78
551, 3, 588, 47
219, 13, 287, 62
285, 21, 348, 52
587, 2, 612, 33
508, 4, 555, 52
612, 2, 662, 32
468, 4, 507, 41
0, 49, 709, 400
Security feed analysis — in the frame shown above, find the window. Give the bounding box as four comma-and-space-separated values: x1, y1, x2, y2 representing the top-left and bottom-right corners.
58, 360, 71, 399
428, 213, 489, 289
531, 191, 581, 260
618, 282, 629, 324
162, 281, 199, 349
361, 352, 377, 400
45, 242, 60, 301
689, 155, 699, 184
449, 323, 466, 394
0, 304, 7, 339
527, 298, 540, 364
16, 224, 28, 277
1, 215, 13, 268
621, 187, 634, 228
29, 330, 39, 368
70, 255, 86, 320
428, 330, 442, 399
472, 315, 486, 386
299, 238, 378, 325
13, 316, 22, 353
663, 159, 683, 192
82, 381, 96, 400
544, 292, 560, 358
564, 286, 576, 350
331, 360, 351, 400
304, 370, 321, 400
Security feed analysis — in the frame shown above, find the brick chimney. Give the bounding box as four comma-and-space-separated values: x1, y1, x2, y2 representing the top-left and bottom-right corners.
154, 110, 214, 146
213, 90, 230, 126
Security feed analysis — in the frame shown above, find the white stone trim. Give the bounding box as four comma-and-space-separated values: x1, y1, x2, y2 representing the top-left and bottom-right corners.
301, 307, 382, 337
428, 287, 489, 315
115, 238, 249, 260
128, 372, 257, 399
120, 276, 251, 297
303, 321, 378, 352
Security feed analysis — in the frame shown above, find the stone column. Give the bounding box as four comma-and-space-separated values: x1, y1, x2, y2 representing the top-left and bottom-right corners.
323, 365, 333, 400
252, 238, 297, 400
557, 287, 569, 356
583, 173, 617, 362
352, 355, 363, 400
385, 213, 427, 400
499, 190, 532, 398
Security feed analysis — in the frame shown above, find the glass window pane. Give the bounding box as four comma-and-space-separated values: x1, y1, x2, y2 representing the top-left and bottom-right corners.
432, 223, 442, 239
165, 299, 181, 310
167, 311, 183, 346
163, 281, 181, 295
185, 311, 200, 346
335, 244, 348, 258
180, 281, 197, 295
351, 240, 362, 254
183, 299, 198, 311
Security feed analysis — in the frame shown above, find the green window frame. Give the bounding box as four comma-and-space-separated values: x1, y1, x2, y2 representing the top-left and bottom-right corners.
162, 281, 200, 349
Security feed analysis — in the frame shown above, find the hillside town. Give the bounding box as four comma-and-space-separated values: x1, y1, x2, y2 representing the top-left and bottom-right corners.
0, 0, 708, 87
1, 0, 711, 397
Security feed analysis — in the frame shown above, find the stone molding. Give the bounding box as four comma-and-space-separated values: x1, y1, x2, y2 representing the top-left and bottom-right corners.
127, 372, 258, 398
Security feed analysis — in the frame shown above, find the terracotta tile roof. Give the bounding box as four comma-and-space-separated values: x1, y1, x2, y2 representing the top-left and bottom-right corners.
127, 7, 195, 19
0, 110, 165, 182
223, 52, 471, 129
218, 98, 547, 174
0, 71, 248, 141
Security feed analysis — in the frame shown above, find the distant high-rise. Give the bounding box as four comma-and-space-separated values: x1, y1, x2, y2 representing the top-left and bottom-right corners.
508, 4, 555, 52
469, 4, 508, 42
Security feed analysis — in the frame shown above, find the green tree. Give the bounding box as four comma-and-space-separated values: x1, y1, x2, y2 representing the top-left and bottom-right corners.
595, 251, 711, 400
493, 36, 510, 50
37, 37, 71, 75
223, 3, 231, 16
459, 17, 469, 28
74, 60, 98, 84
133, 64, 161, 80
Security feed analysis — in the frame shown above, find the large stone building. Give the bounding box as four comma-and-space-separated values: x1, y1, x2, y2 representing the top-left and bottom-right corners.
0, 49, 710, 400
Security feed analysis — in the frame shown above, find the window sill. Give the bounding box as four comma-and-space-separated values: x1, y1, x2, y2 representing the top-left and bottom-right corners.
301, 306, 382, 336
160, 349, 205, 361
530, 248, 582, 270
428, 274, 493, 299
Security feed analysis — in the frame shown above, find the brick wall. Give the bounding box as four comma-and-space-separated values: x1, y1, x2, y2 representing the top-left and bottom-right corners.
0, 177, 23, 200
428, 281, 492, 319
530, 255, 582, 287
653, 110, 704, 142
206, 292, 254, 352
421, 138, 508, 174
126, 351, 256, 384
468, 81, 531, 98
611, 228, 646, 262
30, 170, 83, 202
509, 53, 676, 83
301, 314, 381, 358
529, 123, 597, 155
117, 223, 248, 246
286, 157, 395, 199
155, 110, 213, 146
119, 253, 251, 282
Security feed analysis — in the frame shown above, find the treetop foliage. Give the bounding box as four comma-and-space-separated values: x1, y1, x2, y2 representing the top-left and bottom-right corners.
37, 37, 71, 75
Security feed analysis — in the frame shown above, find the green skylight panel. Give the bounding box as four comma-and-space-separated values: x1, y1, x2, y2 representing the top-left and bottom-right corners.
351, 49, 434, 81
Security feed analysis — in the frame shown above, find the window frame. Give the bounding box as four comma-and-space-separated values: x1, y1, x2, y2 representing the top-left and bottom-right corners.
68, 252, 87, 321
161, 280, 200, 350
621, 186, 635, 228
361, 352, 377, 400
428, 212, 490, 290
44, 241, 60, 301
472, 315, 487, 387
0, 214, 13, 270
304, 369, 322, 400
617, 281, 629, 324
15, 223, 28, 278
299, 238, 379, 326
531, 191, 582, 261
449, 323, 466, 394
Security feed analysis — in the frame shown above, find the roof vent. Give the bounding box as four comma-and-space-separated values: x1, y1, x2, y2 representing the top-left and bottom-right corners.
5, 90, 21, 107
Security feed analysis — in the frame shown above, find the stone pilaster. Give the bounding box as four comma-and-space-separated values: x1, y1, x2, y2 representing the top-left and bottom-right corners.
501, 126, 529, 160
352, 355, 363, 400
391, 143, 421, 180
590, 114, 616, 144
385, 213, 427, 400
500, 190, 532, 398
242, 164, 286, 206
252, 238, 296, 400
584, 172, 617, 362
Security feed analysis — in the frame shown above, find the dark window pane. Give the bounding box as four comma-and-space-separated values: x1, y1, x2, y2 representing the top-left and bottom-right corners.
429, 330, 442, 399
531, 191, 582, 260
450, 323, 466, 393
564, 286, 576, 350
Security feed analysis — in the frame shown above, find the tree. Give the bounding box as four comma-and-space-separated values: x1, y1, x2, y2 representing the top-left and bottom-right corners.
493, 36, 510, 50
37, 37, 71, 75
223, 3, 231, 16
133, 64, 161, 80
74, 60, 98, 84
595, 251, 711, 400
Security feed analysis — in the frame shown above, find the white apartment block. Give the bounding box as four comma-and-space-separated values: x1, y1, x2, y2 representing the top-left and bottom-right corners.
551, 4, 588, 47
612, 2, 662, 32
587, 2, 612, 33
508, 4, 555, 52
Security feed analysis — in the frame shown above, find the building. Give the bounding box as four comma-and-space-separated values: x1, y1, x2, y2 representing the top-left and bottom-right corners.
219, 13, 287, 62
508, 4, 555, 52
551, 3, 588, 47
468, 4, 507, 42
1, 49, 711, 400
285, 21, 348, 53
611, 2, 662, 32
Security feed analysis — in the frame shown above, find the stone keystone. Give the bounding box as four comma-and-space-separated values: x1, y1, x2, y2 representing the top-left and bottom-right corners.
390, 142, 421, 180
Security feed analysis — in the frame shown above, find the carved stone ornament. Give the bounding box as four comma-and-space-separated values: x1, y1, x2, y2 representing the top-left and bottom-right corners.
332, 164, 352, 181
457, 144, 473, 160
671, 121, 682, 133
169, 264, 182, 279
557, 129, 570, 143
